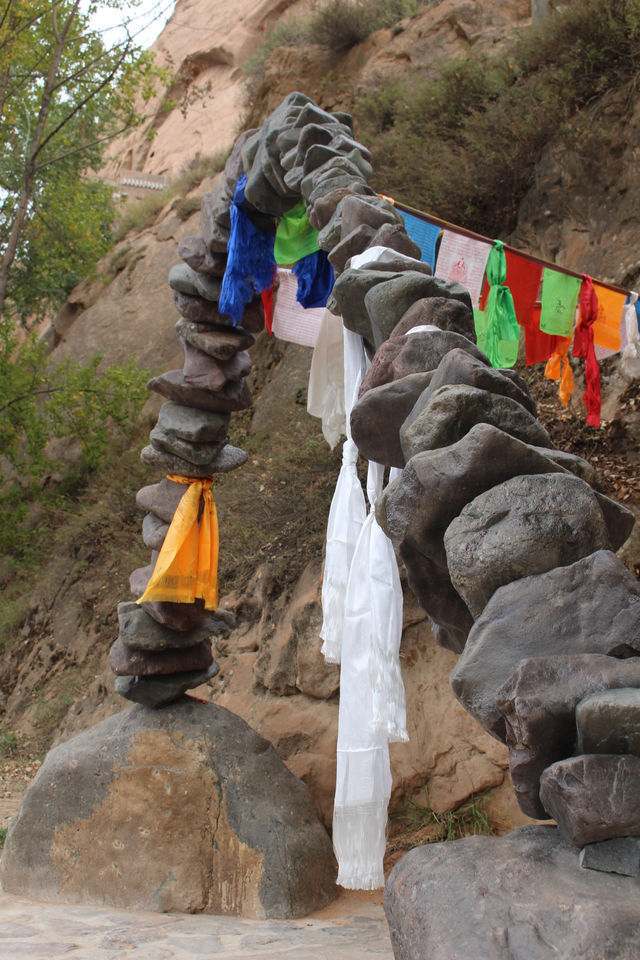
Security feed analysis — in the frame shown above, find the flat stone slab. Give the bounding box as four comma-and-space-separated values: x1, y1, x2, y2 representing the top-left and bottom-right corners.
577, 687, 640, 755
147, 370, 253, 413
384, 825, 640, 960
117, 601, 226, 651
157, 402, 230, 443
540, 754, 640, 846
451, 549, 640, 741
0, 700, 337, 919
580, 836, 640, 877
109, 637, 214, 676
141, 443, 247, 477
115, 663, 220, 707
176, 319, 254, 360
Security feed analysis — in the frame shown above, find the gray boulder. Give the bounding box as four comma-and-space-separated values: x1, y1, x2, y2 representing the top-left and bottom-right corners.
444, 472, 609, 618
176, 319, 254, 359
451, 550, 640, 741
177, 235, 226, 276
577, 688, 640, 756
141, 442, 248, 477
115, 662, 219, 707
136, 477, 186, 523
149, 424, 223, 467
365, 274, 473, 347
157, 402, 230, 443
360, 330, 487, 394
580, 836, 640, 877
117, 601, 225, 651
109, 637, 214, 675
328, 268, 405, 342
540, 754, 640, 846
181, 340, 252, 391
391, 297, 476, 343
173, 290, 265, 333
350, 372, 434, 467
401, 383, 549, 460
147, 370, 253, 413
169, 262, 223, 302
328, 223, 376, 274
0, 699, 337, 917
495, 654, 640, 818
141, 512, 169, 550
383, 824, 640, 960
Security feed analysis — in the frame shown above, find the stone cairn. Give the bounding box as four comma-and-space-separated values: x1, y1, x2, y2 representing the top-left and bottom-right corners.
108, 92, 638, 923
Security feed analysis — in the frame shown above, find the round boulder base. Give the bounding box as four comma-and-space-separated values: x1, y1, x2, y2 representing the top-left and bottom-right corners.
384, 825, 640, 960
0, 699, 337, 919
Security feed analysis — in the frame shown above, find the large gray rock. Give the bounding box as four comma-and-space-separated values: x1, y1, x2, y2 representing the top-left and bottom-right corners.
328, 223, 376, 274
0, 699, 337, 917
402, 383, 550, 460
157, 402, 229, 443
176, 319, 254, 359
177, 235, 226, 276
451, 550, 640, 741
136, 476, 186, 523
577, 688, 640, 756
181, 339, 251, 390
495, 654, 640, 818
118, 601, 225, 651
444, 472, 610, 618
168, 263, 222, 301
580, 836, 640, 877
350, 372, 434, 467
147, 370, 253, 413
309, 180, 374, 232
327, 268, 404, 342
141, 512, 169, 550
383, 825, 640, 960
365, 274, 473, 347
370, 222, 422, 261
149, 424, 224, 467
173, 290, 265, 333
109, 637, 214, 675
401, 347, 536, 424
141, 442, 247, 477
391, 297, 476, 344
540, 754, 640, 847
115, 662, 219, 707
360, 330, 487, 394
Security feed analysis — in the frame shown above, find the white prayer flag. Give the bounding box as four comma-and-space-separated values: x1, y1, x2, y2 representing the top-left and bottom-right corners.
435, 230, 492, 307
272, 269, 325, 346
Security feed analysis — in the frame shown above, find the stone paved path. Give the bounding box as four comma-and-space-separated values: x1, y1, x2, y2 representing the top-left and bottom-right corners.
0, 889, 394, 960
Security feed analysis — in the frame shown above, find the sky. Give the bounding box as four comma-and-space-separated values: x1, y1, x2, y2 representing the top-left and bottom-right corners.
84, 0, 177, 50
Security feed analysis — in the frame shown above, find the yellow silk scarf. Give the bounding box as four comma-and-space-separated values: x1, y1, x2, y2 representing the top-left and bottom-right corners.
136, 474, 219, 610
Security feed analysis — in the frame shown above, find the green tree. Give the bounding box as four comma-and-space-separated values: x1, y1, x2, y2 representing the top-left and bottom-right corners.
0, 0, 166, 325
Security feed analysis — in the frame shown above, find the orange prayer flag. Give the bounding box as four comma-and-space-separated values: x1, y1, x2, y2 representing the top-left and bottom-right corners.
592, 284, 625, 352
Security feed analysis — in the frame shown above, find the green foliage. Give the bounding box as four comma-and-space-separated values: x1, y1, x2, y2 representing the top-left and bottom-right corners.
408, 789, 495, 843
0, 730, 18, 757
0, 0, 170, 324
357, 0, 640, 236
0, 312, 150, 569
0, 828, 7, 847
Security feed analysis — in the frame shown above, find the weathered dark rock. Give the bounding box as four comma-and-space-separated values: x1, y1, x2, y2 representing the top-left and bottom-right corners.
157, 402, 230, 443
309, 180, 374, 233
360, 330, 487, 394
302, 143, 372, 183
129, 568, 235, 634
136, 477, 186, 523
147, 369, 253, 413
169, 263, 222, 302
350, 372, 434, 467
149, 425, 224, 466
577, 688, 640, 756
173, 289, 265, 334
339, 193, 403, 237
141, 443, 247, 477
444, 473, 610, 618
181, 340, 252, 391
176, 318, 254, 359
0, 699, 337, 917
540, 754, 640, 847
383, 824, 640, 960
200, 196, 231, 253
451, 550, 640, 741
141, 512, 170, 550
402, 348, 535, 427
580, 836, 640, 877
279, 121, 346, 171
199, 183, 232, 229
328, 224, 376, 274
109, 637, 214, 675
402, 383, 549, 460
357, 254, 432, 276
177, 235, 227, 276
114, 663, 220, 707
370, 222, 421, 260
391, 298, 476, 343
118, 601, 224, 651
495, 654, 640, 818
328, 268, 404, 342
365, 274, 474, 347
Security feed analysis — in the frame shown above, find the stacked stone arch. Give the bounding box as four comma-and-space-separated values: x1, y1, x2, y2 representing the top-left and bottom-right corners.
3, 93, 639, 944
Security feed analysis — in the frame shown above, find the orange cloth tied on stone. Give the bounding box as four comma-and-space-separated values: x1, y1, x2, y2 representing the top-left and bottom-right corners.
136, 474, 219, 610
544, 336, 574, 408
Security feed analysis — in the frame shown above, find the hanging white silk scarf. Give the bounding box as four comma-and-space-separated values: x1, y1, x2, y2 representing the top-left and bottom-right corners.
333, 462, 407, 889
307, 309, 345, 449
621, 293, 640, 379
319, 327, 369, 663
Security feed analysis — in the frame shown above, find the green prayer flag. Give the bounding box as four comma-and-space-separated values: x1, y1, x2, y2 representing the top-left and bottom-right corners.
274, 201, 319, 265
478, 241, 520, 368
539, 269, 581, 337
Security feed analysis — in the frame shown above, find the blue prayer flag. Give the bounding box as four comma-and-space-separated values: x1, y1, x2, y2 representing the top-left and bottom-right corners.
399, 211, 441, 270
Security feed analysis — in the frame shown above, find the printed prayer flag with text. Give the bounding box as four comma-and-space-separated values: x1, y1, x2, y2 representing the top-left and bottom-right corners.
592, 283, 625, 354
435, 231, 493, 308
539, 269, 581, 338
